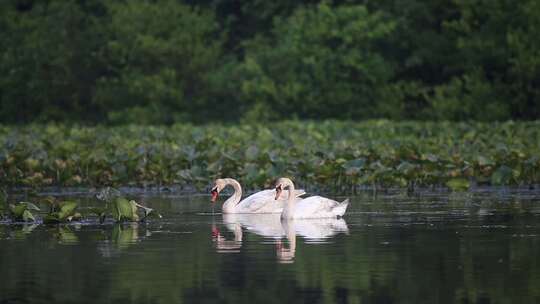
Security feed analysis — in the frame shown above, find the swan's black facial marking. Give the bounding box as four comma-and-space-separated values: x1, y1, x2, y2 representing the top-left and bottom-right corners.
210, 187, 219, 202
275, 184, 283, 200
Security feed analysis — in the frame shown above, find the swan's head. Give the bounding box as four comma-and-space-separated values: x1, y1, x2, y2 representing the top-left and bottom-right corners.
274, 177, 293, 200
210, 178, 226, 202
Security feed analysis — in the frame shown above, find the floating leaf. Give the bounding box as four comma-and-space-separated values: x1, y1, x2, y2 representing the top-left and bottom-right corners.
491, 165, 513, 185
112, 197, 139, 222
22, 210, 35, 222
9, 202, 39, 221
58, 201, 78, 220
423, 154, 439, 162
397, 161, 416, 175
477, 155, 494, 166
90, 207, 107, 223
22, 202, 40, 211
343, 158, 365, 170
446, 178, 470, 191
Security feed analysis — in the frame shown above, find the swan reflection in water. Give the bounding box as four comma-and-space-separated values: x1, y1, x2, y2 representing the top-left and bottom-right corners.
212, 214, 349, 263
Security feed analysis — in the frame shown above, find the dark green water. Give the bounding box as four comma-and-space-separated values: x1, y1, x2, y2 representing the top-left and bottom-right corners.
1, 189, 540, 304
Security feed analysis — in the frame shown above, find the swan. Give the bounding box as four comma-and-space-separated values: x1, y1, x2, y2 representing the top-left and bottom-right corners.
210, 178, 305, 214
274, 177, 349, 219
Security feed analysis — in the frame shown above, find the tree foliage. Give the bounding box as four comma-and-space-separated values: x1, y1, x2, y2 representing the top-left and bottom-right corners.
0, 0, 539, 123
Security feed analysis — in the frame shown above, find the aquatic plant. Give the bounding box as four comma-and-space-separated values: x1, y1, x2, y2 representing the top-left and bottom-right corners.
8, 202, 40, 222
1, 121, 539, 191
92, 188, 162, 223
0, 188, 39, 222
42, 197, 82, 224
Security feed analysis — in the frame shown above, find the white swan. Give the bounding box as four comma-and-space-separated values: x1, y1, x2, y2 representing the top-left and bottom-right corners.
274, 177, 349, 219
210, 178, 305, 214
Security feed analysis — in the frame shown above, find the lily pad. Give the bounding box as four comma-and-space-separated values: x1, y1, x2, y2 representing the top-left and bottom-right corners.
446, 178, 470, 191
111, 197, 139, 222
491, 165, 514, 185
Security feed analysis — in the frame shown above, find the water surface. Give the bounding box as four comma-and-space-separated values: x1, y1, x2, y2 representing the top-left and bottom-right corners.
1, 188, 540, 304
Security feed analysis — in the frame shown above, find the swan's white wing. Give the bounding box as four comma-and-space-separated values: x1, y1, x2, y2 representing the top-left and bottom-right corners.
235, 189, 306, 213
294, 196, 340, 215
291, 196, 349, 218
235, 190, 281, 213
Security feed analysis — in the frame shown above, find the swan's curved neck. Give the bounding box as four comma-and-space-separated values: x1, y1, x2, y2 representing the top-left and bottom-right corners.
282, 179, 296, 218
222, 178, 242, 212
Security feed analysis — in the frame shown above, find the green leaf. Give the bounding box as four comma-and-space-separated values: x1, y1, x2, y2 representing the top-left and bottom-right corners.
25, 202, 40, 211
491, 165, 513, 185
0, 189, 7, 213
397, 161, 416, 175
10, 203, 27, 218
58, 201, 78, 220
446, 178, 470, 191
90, 207, 107, 223
477, 155, 494, 166
423, 154, 439, 162
343, 158, 365, 175
111, 197, 139, 222
22, 210, 35, 222
245, 145, 259, 161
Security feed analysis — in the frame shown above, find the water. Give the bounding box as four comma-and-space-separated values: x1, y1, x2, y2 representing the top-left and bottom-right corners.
1, 188, 540, 304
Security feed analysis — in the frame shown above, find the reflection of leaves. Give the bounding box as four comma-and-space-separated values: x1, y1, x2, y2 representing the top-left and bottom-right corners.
56, 227, 79, 244
112, 223, 139, 249
11, 224, 38, 239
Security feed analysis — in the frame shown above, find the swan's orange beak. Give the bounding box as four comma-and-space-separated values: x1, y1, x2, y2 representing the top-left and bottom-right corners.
211, 188, 219, 202
275, 185, 282, 200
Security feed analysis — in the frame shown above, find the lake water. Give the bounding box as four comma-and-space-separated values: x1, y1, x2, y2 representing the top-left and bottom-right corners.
1, 188, 540, 304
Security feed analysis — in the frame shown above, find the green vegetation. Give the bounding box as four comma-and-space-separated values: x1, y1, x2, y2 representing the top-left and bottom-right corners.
1, 121, 538, 190
8, 202, 40, 222
0, 188, 160, 223
42, 198, 82, 224
1, 0, 540, 123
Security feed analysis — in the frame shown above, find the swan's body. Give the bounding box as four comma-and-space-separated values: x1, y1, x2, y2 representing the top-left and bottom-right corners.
211, 178, 305, 214
275, 178, 349, 219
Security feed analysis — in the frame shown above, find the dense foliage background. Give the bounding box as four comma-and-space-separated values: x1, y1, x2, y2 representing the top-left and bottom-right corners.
1, 0, 539, 124
2, 121, 539, 189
